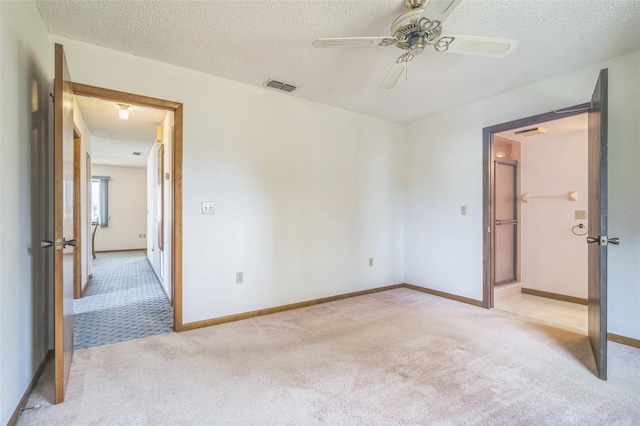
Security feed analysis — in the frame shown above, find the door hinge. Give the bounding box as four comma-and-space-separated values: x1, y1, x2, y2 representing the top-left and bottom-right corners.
50, 93, 55, 104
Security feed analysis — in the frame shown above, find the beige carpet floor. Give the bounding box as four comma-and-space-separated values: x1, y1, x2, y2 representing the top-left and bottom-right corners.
18, 288, 640, 425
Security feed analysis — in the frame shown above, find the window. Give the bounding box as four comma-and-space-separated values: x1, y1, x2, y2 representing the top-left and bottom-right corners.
91, 175, 110, 227
91, 180, 101, 222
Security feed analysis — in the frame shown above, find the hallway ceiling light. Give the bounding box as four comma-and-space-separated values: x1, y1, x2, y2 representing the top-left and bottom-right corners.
118, 103, 130, 120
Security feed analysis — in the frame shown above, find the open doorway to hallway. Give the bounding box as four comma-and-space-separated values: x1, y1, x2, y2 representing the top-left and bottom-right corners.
73, 94, 174, 349
490, 113, 589, 335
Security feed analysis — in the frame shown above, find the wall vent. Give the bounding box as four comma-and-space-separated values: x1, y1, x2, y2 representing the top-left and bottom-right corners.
515, 127, 546, 137
264, 79, 297, 93
133, 152, 141, 156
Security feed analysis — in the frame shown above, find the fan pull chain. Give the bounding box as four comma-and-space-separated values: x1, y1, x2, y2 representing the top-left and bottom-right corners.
405, 59, 409, 81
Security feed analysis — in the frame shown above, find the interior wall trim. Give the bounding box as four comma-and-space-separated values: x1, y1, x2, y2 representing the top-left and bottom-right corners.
7, 350, 53, 426
482, 103, 592, 309
72, 81, 183, 332
182, 283, 484, 331
182, 284, 405, 331
403, 283, 484, 307
608, 333, 640, 349
521, 287, 588, 306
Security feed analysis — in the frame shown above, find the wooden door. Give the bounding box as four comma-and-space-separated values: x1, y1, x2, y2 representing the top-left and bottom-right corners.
587, 68, 609, 380
54, 43, 76, 403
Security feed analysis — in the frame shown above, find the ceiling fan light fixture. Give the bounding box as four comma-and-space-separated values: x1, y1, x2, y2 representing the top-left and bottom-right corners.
118, 103, 130, 120
312, 0, 518, 88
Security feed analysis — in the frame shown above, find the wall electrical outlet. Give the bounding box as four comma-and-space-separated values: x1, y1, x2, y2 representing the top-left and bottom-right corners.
202, 202, 215, 214
236, 272, 244, 284
369, 258, 374, 267
575, 210, 587, 220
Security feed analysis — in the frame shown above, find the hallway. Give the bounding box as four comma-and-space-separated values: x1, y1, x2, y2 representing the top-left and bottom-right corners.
73, 251, 173, 349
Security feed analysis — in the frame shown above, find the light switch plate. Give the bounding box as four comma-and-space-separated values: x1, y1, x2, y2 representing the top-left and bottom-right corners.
575, 210, 587, 220
461, 205, 467, 216
202, 202, 215, 214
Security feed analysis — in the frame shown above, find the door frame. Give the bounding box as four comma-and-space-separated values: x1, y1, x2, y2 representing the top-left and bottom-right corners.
482, 103, 590, 309
72, 83, 185, 331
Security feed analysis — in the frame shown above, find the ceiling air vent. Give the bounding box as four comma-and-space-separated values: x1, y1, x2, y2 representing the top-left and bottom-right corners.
264, 79, 297, 93
133, 152, 142, 156
515, 127, 546, 137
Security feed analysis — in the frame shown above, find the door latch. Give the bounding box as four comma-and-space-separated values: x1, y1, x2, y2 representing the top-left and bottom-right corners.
54, 238, 77, 249
62, 238, 78, 248
586, 236, 620, 246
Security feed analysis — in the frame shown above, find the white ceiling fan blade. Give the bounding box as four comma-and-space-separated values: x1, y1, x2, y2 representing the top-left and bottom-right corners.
312, 37, 397, 48
380, 61, 406, 90
439, 35, 518, 58
420, 0, 463, 25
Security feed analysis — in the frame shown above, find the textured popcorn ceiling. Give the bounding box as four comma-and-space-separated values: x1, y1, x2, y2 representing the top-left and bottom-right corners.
37, 0, 640, 123
76, 95, 167, 167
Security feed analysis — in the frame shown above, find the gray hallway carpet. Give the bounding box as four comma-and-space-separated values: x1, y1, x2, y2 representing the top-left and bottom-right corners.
73, 251, 173, 350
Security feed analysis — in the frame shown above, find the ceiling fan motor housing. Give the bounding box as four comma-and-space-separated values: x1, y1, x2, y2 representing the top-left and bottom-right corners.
407, 36, 427, 55
391, 9, 441, 54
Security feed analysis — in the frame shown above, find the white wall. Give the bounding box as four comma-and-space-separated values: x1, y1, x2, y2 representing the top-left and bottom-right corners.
54, 36, 405, 324
147, 113, 173, 300
92, 164, 147, 252
0, 2, 51, 424
405, 50, 640, 340
520, 128, 588, 299
72, 100, 93, 289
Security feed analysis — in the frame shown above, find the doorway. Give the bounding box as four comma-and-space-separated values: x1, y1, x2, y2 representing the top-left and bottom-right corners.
482, 68, 611, 380
73, 94, 176, 349
491, 114, 589, 335
53, 42, 185, 403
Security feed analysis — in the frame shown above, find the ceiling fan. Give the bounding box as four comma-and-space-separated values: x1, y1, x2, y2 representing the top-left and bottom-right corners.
312, 0, 518, 89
